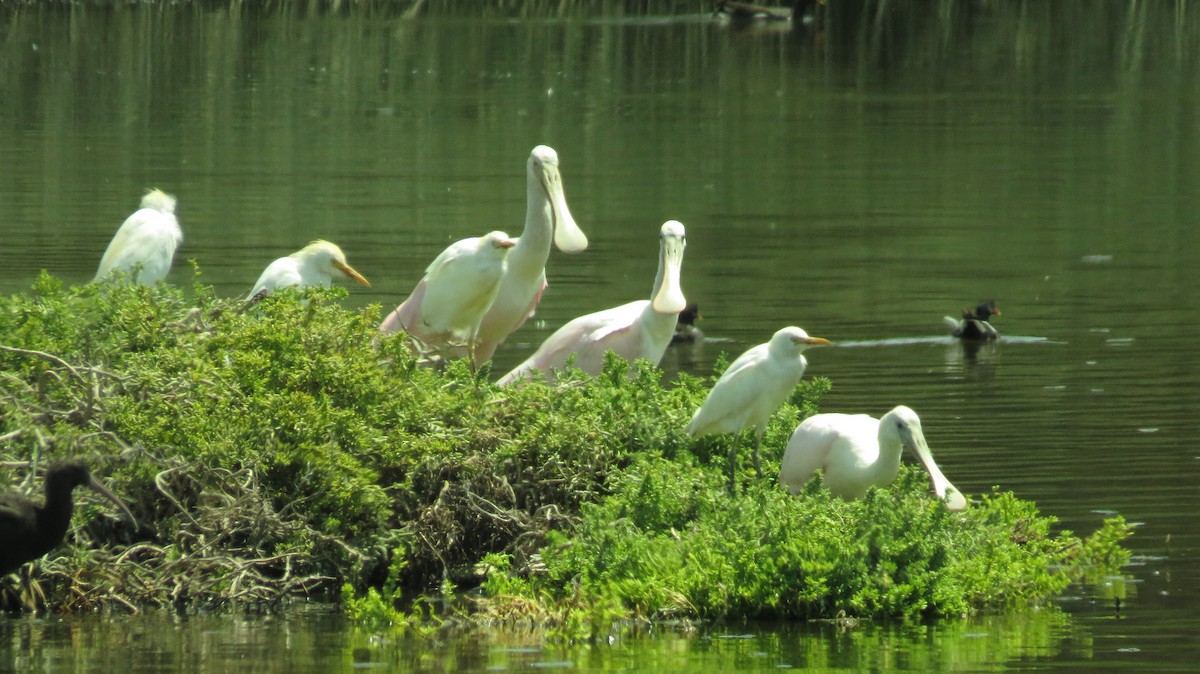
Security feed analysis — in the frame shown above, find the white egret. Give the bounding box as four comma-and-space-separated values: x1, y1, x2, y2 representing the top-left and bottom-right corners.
944, 300, 1000, 340
779, 405, 967, 511
496, 220, 687, 386
471, 145, 589, 365
247, 240, 370, 299
379, 231, 516, 363
94, 188, 182, 284
687, 326, 831, 491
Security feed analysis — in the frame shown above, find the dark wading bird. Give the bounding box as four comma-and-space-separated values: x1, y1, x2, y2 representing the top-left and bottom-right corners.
0, 461, 135, 576
944, 300, 1000, 340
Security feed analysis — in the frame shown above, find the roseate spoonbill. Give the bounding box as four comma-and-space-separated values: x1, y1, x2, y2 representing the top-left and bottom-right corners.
944, 300, 1000, 340
1, 461, 136, 576
379, 231, 516, 364
471, 145, 589, 365
94, 188, 183, 284
779, 406, 967, 511
247, 240, 370, 299
687, 326, 831, 492
497, 220, 687, 386
671, 303, 703, 344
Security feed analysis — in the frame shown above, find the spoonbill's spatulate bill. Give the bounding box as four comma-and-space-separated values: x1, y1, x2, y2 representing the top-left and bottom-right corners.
686, 326, 831, 492
779, 405, 967, 511
94, 189, 183, 285
944, 299, 1000, 340
471, 145, 588, 365
247, 240, 370, 299
0, 461, 136, 576
379, 231, 516, 364
496, 220, 687, 386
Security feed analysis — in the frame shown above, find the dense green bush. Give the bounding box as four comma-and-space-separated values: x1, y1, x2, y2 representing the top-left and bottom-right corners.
0, 274, 1129, 625
481, 461, 1127, 626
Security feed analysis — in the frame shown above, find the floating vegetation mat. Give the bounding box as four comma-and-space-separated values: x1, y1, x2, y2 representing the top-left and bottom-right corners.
0, 275, 1129, 631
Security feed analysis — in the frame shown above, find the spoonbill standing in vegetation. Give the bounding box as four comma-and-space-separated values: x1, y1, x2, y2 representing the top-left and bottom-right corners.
1, 461, 136, 576
471, 145, 589, 365
379, 231, 516, 364
944, 300, 1000, 340
497, 220, 687, 385
779, 405, 967, 511
247, 240, 370, 299
687, 326, 831, 492
93, 189, 182, 285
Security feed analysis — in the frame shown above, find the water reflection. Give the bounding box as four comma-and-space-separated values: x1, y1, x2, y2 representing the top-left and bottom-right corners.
0, 605, 1106, 673
2, 0, 1200, 669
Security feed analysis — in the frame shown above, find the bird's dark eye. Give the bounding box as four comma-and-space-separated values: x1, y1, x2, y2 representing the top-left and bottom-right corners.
896, 420, 906, 430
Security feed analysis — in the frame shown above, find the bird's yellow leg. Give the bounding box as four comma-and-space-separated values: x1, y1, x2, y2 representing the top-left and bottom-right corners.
752, 431, 764, 479
727, 432, 741, 495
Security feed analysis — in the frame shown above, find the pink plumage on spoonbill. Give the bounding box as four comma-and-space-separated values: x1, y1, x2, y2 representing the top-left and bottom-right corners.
474, 145, 588, 364
497, 220, 687, 386
379, 231, 516, 364
378, 145, 587, 366
779, 405, 966, 511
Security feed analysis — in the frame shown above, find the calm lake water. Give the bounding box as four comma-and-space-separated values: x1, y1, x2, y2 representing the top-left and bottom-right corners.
2, 1, 1200, 670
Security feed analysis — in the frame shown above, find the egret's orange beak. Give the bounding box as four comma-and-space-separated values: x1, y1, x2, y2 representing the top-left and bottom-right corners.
802, 336, 832, 346
495, 239, 516, 250
334, 261, 371, 287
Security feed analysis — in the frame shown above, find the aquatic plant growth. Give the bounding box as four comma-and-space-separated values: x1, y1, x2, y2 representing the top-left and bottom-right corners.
0, 276, 1129, 622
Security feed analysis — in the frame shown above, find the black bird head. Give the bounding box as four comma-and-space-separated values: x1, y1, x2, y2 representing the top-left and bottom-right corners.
45, 460, 136, 526
677, 303, 702, 327
44, 460, 94, 492
965, 300, 1000, 321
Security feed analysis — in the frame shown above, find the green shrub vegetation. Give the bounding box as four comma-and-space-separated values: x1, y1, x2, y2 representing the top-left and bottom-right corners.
0, 273, 1130, 628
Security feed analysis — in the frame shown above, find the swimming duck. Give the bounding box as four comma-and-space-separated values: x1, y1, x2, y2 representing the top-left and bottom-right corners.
944, 300, 1000, 340
713, 0, 824, 24
672, 303, 704, 344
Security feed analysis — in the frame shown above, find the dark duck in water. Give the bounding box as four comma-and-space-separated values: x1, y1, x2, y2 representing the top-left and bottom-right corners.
672, 303, 704, 344
944, 300, 1000, 340
0, 461, 135, 576
713, 0, 825, 24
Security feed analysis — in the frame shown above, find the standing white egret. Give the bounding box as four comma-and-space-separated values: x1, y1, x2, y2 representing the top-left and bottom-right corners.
687, 326, 831, 492
379, 231, 516, 363
496, 220, 687, 386
944, 300, 1000, 340
471, 145, 589, 365
779, 405, 967, 511
94, 188, 182, 284
247, 240, 370, 299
